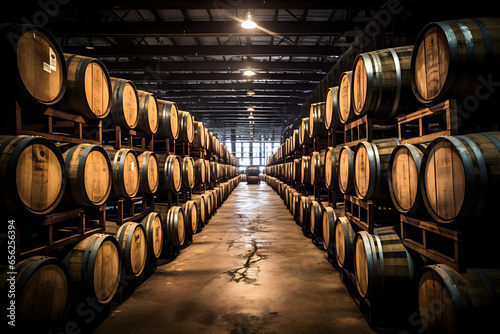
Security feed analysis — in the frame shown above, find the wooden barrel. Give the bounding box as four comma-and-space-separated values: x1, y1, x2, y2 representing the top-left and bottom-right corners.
137, 151, 159, 194
140, 212, 163, 259
182, 200, 199, 235
309, 102, 328, 138
324, 146, 341, 190
55, 53, 111, 119
109, 77, 139, 129
298, 117, 313, 146
292, 158, 301, 182
180, 156, 195, 189
62, 143, 112, 207
191, 194, 207, 225
63, 234, 121, 305
0, 135, 66, 215
192, 121, 206, 149
135, 90, 159, 135
354, 226, 414, 298
1, 256, 70, 331
291, 191, 302, 218
104, 147, 140, 199
155, 204, 185, 246
291, 129, 300, 152
201, 192, 212, 220
321, 206, 337, 252
156, 99, 179, 140
420, 132, 500, 224
116, 222, 147, 277
334, 216, 355, 269
354, 138, 400, 204
210, 161, 219, 182
177, 110, 194, 143
309, 200, 323, 236
247, 175, 260, 184
388, 143, 428, 216
298, 195, 311, 227
158, 154, 182, 193
418, 264, 500, 334
310, 150, 326, 185
194, 158, 206, 185
411, 18, 500, 106
247, 167, 260, 176
325, 86, 342, 130
204, 159, 211, 184
352, 45, 418, 120
338, 145, 355, 194
338, 70, 355, 124
1, 24, 67, 110
300, 155, 311, 184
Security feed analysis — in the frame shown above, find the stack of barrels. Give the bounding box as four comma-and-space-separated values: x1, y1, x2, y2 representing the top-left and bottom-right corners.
0, 23, 241, 332
246, 166, 260, 184
264, 17, 500, 333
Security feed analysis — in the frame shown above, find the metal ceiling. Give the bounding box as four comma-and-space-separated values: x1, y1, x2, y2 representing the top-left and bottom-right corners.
5, 0, 492, 142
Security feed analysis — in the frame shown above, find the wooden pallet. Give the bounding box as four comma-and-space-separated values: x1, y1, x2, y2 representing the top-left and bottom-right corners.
15, 205, 106, 260
106, 195, 155, 225
344, 194, 398, 233
400, 215, 466, 273
343, 115, 398, 147
102, 125, 154, 152
13, 104, 102, 145
397, 99, 458, 144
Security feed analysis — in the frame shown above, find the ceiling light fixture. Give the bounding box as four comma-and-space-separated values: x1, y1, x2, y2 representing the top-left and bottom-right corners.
241, 12, 257, 29
247, 105, 254, 111
243, 69, 256, 76
247, 89, 255, 95
249, 112, 254, 118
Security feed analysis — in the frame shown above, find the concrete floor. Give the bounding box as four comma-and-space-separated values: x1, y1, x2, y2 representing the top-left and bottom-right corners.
93, 182, 378, 334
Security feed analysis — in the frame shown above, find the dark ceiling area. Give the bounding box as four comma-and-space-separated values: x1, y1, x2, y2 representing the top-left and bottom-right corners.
4, 0, 494, 142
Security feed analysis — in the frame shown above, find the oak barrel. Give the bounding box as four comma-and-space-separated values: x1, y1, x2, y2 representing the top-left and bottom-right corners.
177, 110, 194, 144
1, 256, 70, 331
116, 222, 147, 277
62, 143, 112, 207
300, 155, 311, 185
310, 150, 326, 185
137, 151, 159, 194
181, 155, 195, 189
411, 18, 500, 105
104, 146, 140, 199
309, 102, 328, 138
182, 200, 199, 235
1, 24, 67, 110
109, 77, 139, 129
191, 194, 207, 224
334, 216, 355, 269
156, 99, 179, 140
325, 86, 342, 130
420, 132, 500, 224
388, 143, 428, 216
309, 200, 323, 236
354, 226, 414, 298
192, 121, 206, 149
155, 204, 186, 246
338, 70, 355, 123
321, 206, 337, 252
418, 264, 500, 333
298, 195, 312, 227
338, 145, 355, 194
354, 138, 400, 204
194, 158, 206, 185
324, 146, 341, 190
158, 154, 182, 192
135, 90, 159, 135
0, 135, 66, 215
55, 53, 111, 119
352, 45, 418, 120
298, 117, 313, 146
63, 234, 121, 305
140, 212, 164, 259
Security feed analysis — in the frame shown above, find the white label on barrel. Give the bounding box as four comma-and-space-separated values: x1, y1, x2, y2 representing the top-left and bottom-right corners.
49, 47, 56, 71
131, 161, 135, 171
43, 62, 51, 73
